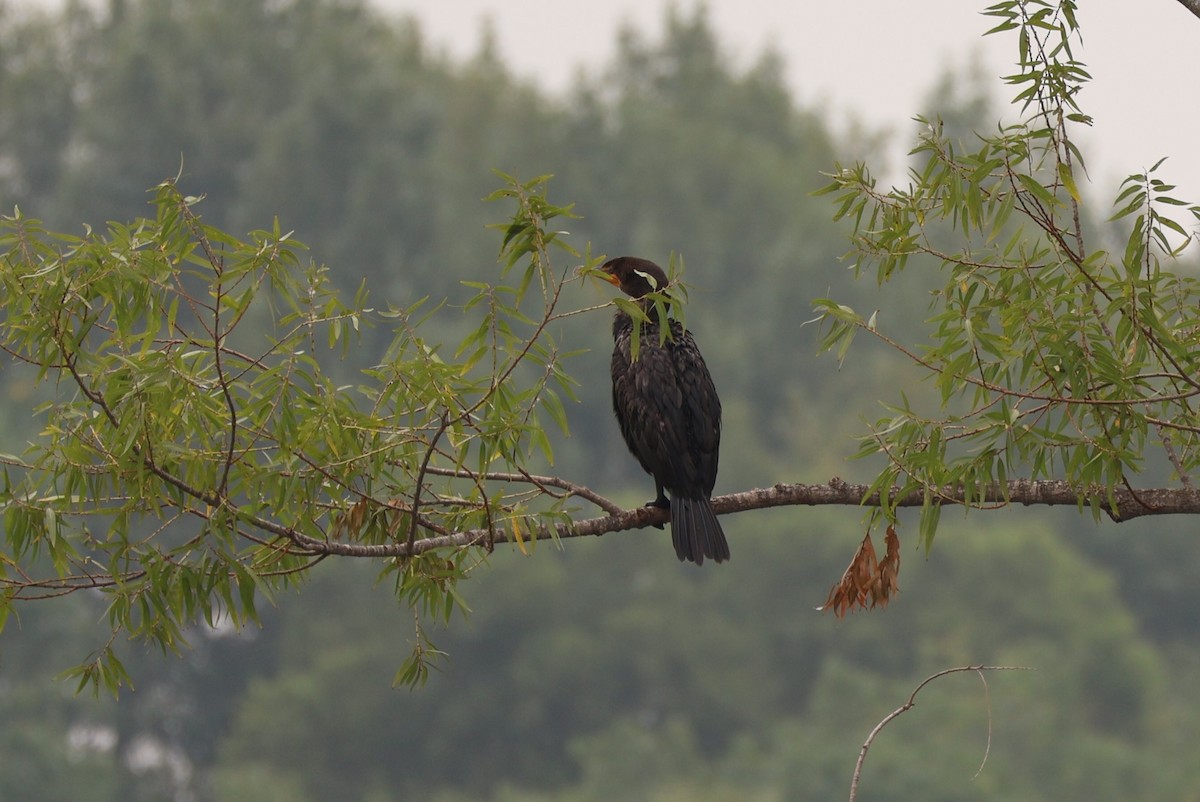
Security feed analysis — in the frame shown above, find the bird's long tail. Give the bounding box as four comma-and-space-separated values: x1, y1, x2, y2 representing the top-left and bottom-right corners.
670, 495, 730, 566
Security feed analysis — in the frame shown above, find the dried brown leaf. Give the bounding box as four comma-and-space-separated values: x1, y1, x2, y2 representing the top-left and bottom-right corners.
821, 526, 902, 617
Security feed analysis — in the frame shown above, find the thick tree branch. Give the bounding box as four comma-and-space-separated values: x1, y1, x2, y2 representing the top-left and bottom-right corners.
285, 478, 1200, 560
12, 475, 1194, 599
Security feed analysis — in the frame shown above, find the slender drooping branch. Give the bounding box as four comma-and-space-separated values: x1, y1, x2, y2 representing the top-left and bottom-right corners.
848, 665, 1033, 802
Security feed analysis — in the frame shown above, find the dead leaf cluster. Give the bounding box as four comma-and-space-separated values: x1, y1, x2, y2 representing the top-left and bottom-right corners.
820, 526, 901, 617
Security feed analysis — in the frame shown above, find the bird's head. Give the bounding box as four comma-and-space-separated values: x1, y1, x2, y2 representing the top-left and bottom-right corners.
599, 256, 670, 300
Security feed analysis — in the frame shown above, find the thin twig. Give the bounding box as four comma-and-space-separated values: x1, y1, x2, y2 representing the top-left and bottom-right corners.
422, 464, 624, 515
972, 669, 993, 780
848, 665, 1033, 802
408, 411, 451, 552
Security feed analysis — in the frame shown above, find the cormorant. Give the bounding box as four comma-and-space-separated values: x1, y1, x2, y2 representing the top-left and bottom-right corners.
600, 256, 729, 565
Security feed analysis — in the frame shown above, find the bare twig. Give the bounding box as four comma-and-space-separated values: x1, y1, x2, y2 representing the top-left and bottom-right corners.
848, 665, 1033, 802
408, 411, 452, 552
1159, 429, 1195, 488
422, 464, 624, 515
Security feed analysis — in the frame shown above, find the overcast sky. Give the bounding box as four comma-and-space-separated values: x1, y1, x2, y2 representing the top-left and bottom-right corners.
376, 0, 1200, 209
15, 0, 1200, 211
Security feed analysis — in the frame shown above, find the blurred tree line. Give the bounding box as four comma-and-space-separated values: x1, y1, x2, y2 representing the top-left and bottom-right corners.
1, 1, 1199, 800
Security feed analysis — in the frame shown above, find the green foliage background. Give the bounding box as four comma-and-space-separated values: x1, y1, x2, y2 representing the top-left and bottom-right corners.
1, 1, 1199, 800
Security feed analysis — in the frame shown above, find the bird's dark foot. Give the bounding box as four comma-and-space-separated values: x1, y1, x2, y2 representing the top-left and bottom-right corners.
644, 494, 670, 529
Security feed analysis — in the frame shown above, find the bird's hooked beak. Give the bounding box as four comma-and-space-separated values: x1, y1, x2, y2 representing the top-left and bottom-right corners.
598, 267, 621, 287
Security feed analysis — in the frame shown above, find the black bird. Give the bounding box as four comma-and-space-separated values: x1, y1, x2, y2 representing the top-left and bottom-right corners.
600, 256, 729, 565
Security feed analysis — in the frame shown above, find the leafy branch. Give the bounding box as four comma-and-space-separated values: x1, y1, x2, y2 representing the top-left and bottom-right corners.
813, 0, 1200, 549
0, 173, 600, 690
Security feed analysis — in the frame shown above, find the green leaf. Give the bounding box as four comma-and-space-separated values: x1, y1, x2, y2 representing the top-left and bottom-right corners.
1016, 173, 1060, 208
1057, 162, 1080, 204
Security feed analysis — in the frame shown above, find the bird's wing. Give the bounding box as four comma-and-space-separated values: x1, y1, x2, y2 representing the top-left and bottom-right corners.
612, 320, 691, 487
671, 326, 722, 495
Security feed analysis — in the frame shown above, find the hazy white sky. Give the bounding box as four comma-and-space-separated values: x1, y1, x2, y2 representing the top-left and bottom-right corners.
14, 0, 1200, 208
375, 0, 1200, 208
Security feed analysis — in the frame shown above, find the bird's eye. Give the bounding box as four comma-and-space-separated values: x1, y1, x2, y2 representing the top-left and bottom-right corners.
632, 269, 658, 290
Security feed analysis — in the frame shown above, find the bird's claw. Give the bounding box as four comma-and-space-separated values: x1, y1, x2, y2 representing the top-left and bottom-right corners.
643, 497, 669, 529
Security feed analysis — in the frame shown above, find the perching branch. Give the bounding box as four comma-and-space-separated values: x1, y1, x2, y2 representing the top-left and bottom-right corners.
8, 474, 1196, 598
279, 476, 1200, 560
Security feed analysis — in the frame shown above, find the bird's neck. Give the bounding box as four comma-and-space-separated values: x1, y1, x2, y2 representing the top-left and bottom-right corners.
634, 294, 674, 321
613, 297, 677, 341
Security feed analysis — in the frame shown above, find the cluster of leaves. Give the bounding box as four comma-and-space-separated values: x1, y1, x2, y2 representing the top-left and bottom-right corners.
820, 525, 901, 617
814, 0, 1200, 548
0, 173, 593, 691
